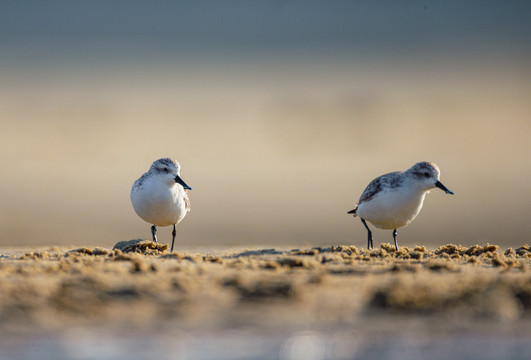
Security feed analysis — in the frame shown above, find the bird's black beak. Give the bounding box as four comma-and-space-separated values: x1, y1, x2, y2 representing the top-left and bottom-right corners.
175, 175, 192, 190
435, 181, 453, 195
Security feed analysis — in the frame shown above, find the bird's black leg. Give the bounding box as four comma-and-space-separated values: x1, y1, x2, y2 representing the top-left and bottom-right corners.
151, 225, 157, 243
171, 224, 176, 252
392, 229, 398, 251
361, 218, 373, 249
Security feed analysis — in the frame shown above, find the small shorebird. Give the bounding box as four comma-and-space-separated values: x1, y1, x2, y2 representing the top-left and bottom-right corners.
131, 158, 192, 252
348, 161, 453, 250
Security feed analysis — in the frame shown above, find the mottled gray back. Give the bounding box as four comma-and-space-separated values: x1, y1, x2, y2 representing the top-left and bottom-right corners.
359, 171, 403, 203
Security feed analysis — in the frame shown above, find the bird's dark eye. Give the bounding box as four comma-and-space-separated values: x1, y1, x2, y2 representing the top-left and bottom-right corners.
163, 168, 169, 173
424, 172, 430, 178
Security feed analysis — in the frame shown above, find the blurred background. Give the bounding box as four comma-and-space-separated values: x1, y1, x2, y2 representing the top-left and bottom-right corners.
1, 1, 530, 249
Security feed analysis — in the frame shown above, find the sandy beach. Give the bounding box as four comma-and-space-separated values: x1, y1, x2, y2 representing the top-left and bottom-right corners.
1, 241, 530, 359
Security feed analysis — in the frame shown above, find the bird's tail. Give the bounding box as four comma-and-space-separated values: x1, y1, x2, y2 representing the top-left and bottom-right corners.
347, 205, 358, 217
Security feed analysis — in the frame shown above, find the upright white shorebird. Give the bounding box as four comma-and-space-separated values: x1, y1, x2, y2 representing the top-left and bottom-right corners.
348, 161, 453, 250
131, 158, 192, 252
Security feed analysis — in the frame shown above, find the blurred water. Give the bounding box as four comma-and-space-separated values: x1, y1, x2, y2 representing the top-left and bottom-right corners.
1, 331, 530, 360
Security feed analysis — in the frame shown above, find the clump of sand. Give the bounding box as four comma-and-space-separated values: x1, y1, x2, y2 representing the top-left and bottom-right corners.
112, 239, 168, 254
